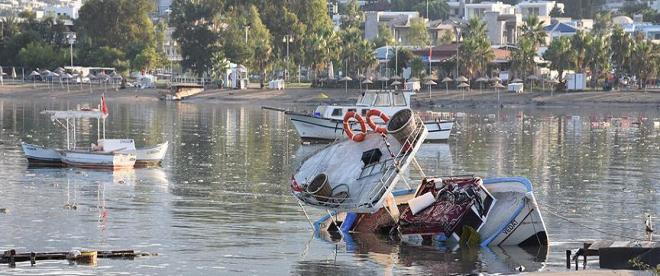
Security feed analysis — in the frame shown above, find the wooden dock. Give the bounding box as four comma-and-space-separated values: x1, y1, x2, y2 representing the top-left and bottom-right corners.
1, 249, 156, 266
568, 240, 659, 270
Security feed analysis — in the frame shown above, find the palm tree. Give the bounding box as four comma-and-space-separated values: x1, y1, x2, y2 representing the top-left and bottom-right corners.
458, 18, 494, 79
585, 34, 610, 88
610, 25, 633, 88
570, 31, 591, 73
355, 40, 377, 76
519, 15, 547, 48
543, 36, 573, 83
631, 40, 658, 90
511, 37, 536, 79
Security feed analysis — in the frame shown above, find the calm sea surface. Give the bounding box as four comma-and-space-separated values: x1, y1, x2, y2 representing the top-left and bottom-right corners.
0, 97, 658, 275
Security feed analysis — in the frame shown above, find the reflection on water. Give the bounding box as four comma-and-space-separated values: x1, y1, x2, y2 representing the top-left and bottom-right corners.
0, 99, 658, 274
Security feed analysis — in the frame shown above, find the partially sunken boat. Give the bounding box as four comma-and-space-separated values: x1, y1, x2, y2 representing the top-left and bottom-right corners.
291, 108, 547, 247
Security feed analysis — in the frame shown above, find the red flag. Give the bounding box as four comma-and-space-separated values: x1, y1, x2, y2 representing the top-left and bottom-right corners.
101, 94, 109, 115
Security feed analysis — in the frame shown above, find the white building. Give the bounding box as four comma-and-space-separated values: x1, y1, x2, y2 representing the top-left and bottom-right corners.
515, 1, 564, 18
364, 11, 420, 40
464, 1, 515, 19
44, 1, 81, 19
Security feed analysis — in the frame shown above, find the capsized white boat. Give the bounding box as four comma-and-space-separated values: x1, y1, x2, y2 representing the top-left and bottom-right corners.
60, 150, 136, 170
292, 108, 428, 213
286, 90, 454, 142
314, 176, 548, 247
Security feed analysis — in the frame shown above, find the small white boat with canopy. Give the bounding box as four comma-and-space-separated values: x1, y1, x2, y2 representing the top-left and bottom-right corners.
21, 98, 168, 168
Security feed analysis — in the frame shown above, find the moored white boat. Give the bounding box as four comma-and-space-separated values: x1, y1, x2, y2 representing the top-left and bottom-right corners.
286, 90, 453, 142
21, 142, 63, 166
130, 141, 169, 166
60, 150, 136, 170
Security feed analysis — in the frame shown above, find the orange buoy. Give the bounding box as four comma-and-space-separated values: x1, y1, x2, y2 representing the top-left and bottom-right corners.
366, 109, 390, 134
343, 111, 367, 142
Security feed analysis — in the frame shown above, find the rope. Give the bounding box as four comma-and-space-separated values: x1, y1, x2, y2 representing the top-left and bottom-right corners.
539, 202, 646, 241
539, 201, 654, 235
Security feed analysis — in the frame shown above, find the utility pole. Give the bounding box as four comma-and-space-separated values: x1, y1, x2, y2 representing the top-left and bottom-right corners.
283, 35, 293, 81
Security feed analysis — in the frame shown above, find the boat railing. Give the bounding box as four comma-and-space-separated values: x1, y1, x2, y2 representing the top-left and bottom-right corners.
295, 114, 427, 211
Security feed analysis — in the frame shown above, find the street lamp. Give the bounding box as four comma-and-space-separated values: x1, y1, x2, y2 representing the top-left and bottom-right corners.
283, 35, 294, 81
66, 32, 76, 67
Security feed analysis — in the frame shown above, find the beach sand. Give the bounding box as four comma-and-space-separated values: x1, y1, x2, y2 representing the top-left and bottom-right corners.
1, 83, 659, 109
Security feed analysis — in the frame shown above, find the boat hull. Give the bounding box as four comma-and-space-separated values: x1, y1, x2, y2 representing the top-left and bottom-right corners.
313, 177, 548, 247
21, 143, 64, 166
288, 113, 453, 142
123, 141, 168, 167
60, 151, 136, 170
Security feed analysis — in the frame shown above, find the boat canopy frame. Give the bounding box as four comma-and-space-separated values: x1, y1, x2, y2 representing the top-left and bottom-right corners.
42, 109, 108, 150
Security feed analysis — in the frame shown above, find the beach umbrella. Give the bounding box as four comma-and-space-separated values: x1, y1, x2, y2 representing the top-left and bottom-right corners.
527, 75, 538, 92
492, 82, 505, 105
490, 76, 501, 83
476, 77, 489, 92
29, 71, 40, 87
362, 78, 373, 90
441, 77, 452, 94
339, 76, 352, 95
390, 80, 402, 90
424, 79, 437, 99
409, 77, 420, 82
390, 75, 402, 80
547, 78, 560, 96
456, 76, 468, 82
512, 78, 523, 83
457, 82, 470, 100
378, 76, 389, 90
54, 67, 65, 74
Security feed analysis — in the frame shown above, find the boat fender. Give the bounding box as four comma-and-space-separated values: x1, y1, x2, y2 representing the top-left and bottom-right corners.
408, 192, 435, 215
343, 111, 367, 142
365, 109, 390, 134
340, 213, 358, 233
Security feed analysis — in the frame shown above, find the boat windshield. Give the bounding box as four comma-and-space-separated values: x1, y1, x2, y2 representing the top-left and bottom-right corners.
358, 92, 377, 106
374, 93, 391, 106
393, 92, 407, 106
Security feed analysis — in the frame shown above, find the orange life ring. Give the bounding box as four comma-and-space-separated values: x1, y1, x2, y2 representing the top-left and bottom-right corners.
366, 109, 390, 134
343, 111, 367, 142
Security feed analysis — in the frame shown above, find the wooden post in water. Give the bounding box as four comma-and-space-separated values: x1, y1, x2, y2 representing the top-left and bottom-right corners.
566, 250, 571, 269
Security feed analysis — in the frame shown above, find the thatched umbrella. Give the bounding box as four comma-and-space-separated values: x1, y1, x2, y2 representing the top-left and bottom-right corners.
476, 77, 489, 92
457, 82, 470, 100
441, 77, 452, 94
511, 78, 523, 83
547, 78, 560, 96
362, 78, 373, 90
527, 74, 539, 92
390, 75, 402, 81
456, 76, 468, 82
490, 76, 501, 83
339, 76, 352, 95
492, 82, 506, 105
390, 80, 402, 90
425, 79, 437, 99
378, 76, 389, 91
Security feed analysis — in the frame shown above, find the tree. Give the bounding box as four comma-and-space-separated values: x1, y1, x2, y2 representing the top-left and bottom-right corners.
354, 40, 377, 76
133, 46, 164, 72
373, 25, 394, 48
388, 48, 414, 75
298, 0, 337, 80
570, 31, 591, 72
407, 18, 430, 48
391, 0, 449, 20
458, 17, 494, 79
519, 15, 547, 48
410, 57, 425, 79
246, 5, 272, 88
170, 0, 225, 76
549, 3, 564, 17
610, 25, 633, 88
78, 0, 157, 67
511, 37, 536, 79
543, 36, 573, 82
585, 34, 610, 88
18, 42, 66, 69
631, 40, 658, 89
341, 0, 363, 30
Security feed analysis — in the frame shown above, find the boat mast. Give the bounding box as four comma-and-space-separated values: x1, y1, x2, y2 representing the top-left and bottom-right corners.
66, 117, 70, 150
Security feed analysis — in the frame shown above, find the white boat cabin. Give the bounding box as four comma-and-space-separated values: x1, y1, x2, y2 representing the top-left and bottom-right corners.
313, 90, 415, 120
